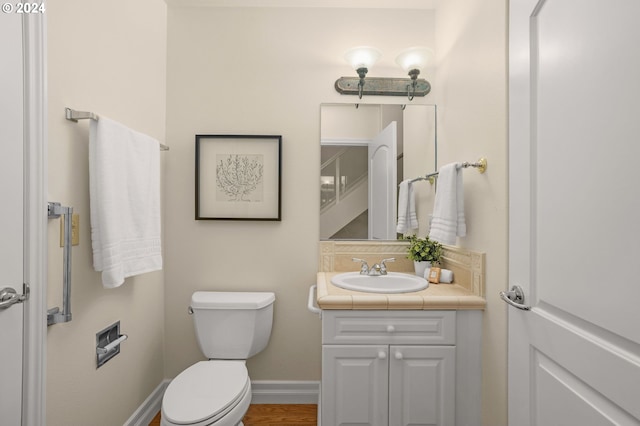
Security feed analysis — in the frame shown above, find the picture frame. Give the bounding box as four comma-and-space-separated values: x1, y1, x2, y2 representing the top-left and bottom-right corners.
195, 134, 282, 221
427, 267, 441, 284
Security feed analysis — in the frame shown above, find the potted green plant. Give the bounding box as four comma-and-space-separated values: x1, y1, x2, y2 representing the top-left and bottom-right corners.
405, 235, 443, 277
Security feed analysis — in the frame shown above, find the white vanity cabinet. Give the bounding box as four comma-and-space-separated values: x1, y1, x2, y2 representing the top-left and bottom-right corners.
320, 310, 481, 426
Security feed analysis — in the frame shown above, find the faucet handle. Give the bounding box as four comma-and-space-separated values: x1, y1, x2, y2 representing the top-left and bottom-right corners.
352, 257, 370, 275
380, 258, 396, 274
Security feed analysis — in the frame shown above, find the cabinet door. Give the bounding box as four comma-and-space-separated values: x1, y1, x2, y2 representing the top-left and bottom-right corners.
389, 346, 456, 426
322, 345, 389, 426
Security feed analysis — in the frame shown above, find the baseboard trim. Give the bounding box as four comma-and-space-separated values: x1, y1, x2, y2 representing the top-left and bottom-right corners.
123, 379, 169, 426
250, 380, 320, 404
124, 379, 319, 424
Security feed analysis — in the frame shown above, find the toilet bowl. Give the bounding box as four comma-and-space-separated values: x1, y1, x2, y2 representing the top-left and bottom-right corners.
161, 292, 275, 426
161, 361, 251, 426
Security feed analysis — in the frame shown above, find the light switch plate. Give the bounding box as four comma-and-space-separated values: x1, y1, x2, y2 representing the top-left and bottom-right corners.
59, 214, 80, 246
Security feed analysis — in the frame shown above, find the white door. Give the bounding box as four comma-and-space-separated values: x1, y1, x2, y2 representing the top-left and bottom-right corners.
0, 11, 26, 426
508, 0, 640, 424
369, 122, 397, 240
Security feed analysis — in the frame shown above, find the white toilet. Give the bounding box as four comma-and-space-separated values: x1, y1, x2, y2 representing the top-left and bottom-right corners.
161, 291, 276, 426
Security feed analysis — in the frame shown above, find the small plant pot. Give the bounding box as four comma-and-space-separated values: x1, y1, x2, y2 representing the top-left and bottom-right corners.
413, 261, 431, 277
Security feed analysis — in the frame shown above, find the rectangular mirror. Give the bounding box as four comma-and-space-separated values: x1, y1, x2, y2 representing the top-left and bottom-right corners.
320, 103, 437, 240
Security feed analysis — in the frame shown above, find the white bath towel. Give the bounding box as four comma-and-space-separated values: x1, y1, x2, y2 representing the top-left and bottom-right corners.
428, 162, 466, 245
89, 117, 163, 288
396, 179, 418, 234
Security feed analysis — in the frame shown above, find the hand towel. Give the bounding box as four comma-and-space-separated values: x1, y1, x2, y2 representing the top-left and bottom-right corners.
89, 117, 162, 288
396, 179, 418, 234
428, 162, 466, 245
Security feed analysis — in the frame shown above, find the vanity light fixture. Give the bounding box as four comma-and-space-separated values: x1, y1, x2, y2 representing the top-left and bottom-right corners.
343, 46, 382, 99
335, 46, 432, 100
395, 46, 433, 101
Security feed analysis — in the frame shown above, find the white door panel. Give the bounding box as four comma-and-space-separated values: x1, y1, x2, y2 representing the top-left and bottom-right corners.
0, 307, 23, 425
534, 0, 640, 343
369, 122, 397, 240
0, 11, 25, 426
534, 351, 638, 426
530, 310, 640, 420
509, 0, 640, 424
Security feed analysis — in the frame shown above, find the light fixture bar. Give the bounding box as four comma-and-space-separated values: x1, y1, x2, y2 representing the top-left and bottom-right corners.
335, 77, 431, 97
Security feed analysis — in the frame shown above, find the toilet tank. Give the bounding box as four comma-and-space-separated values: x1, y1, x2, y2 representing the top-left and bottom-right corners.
190, 291, 275, 359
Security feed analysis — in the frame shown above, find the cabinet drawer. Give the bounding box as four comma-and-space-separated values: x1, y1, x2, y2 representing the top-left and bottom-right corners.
322, 310, 456, 345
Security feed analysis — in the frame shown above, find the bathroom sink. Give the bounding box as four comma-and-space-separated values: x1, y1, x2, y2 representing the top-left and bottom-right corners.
330, 272, 428, 294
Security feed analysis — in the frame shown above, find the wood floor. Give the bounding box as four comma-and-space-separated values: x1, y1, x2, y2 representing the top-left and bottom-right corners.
149, 404, 317, 426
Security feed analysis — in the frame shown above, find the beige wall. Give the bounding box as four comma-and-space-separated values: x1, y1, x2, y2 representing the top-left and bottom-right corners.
435, 1, 509, 425
44, 2, 508, 425
164, 6, 435, 381
46, 1, 167, 425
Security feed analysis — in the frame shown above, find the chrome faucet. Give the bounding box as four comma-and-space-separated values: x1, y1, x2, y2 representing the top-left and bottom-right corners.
352, 257, 396, 276
379, 258, 395, 275
352, 258, 370, 275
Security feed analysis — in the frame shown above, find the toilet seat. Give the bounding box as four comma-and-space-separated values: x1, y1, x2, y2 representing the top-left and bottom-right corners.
162, 361, 250, 426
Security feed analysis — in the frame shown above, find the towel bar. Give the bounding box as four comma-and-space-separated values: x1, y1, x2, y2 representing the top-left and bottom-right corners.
65, 108, 98, 122
65, 107, 170, 151
408, 157, 488, 184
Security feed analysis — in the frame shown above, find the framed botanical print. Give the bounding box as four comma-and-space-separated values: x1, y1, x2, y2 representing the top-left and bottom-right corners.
195, 134, 282, 220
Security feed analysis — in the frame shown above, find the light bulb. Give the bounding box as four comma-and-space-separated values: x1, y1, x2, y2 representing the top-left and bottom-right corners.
344, 46, 382, 71
395, 47, 433, 73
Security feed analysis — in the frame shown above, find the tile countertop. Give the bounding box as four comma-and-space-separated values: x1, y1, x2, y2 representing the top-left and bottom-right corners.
316, 272, 486, 310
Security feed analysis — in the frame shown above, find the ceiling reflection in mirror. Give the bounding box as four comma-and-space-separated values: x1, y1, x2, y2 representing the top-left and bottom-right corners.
320, 103, 437, 241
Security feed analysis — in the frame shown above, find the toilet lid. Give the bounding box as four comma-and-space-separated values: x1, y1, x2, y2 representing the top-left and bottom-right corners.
163, 361, 249, 425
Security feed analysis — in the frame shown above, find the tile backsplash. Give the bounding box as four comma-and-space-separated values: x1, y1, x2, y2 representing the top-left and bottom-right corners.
319, 240, 485, 297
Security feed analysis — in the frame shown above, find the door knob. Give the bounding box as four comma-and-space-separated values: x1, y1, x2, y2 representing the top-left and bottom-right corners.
0, 287, 26, 310
499, 285, 531, 310
378, 351, 387, 359
395, 351, 403, 360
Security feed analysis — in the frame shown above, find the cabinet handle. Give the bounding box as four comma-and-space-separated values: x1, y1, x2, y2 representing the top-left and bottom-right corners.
378, 351, 387, 359
395, 351, 403, 360
386, 325, 395, 333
